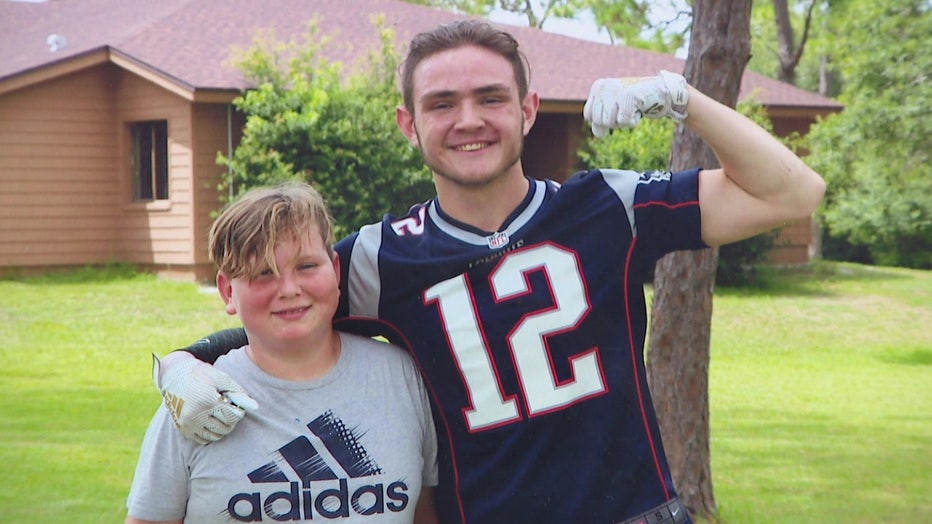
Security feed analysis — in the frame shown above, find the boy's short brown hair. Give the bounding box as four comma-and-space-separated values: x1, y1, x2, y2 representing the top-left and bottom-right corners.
400, 19, 530, 115
208, 181, 335, 280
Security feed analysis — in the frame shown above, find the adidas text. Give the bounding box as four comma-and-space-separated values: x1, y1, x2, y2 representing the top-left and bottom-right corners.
226, 479, 409, 521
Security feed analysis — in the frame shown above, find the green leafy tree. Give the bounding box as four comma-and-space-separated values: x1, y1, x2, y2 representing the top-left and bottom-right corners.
748, 0, 819, 87
592, 0, 687, 53
218, 21, 434, 239
576, 117, 675, 171
805, 0, 931, 268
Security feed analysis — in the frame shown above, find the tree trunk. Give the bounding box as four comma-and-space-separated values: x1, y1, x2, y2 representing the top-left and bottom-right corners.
773, 0, 817, 86
773, 0, 797, 83
647, 1, 751, 521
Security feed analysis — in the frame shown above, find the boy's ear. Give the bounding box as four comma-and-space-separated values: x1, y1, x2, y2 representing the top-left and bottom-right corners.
216, 272, 237, 316
522, 90, 540, 136
396, 105, 420, 148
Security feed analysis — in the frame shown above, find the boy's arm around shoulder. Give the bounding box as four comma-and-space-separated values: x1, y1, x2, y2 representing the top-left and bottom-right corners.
151, 335, 257, 445
685, 87, 826, 247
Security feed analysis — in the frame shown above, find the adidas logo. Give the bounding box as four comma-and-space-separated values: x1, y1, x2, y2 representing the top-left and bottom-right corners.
224, 411, 411, 521
162, 392, 184, 429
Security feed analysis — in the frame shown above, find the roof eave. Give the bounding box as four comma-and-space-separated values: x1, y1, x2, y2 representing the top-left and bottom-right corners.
0, 46, 240, 103
541, 99, 845, 117
0, 46, 111, 97
766, 104, 844, 119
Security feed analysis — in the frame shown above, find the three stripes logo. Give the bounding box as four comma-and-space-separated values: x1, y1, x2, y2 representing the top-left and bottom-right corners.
250, 410, 382, 482
162, 392, 185, 429
224, 410, 411, 521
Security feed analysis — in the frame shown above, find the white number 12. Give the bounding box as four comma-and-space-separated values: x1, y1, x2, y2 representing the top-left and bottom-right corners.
424, 244, 607, 432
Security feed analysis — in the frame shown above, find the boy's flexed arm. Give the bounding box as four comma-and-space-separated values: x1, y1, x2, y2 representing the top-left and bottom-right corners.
152, 327, 255, 444
681, 86, 825, 246
584, 71, 825, 246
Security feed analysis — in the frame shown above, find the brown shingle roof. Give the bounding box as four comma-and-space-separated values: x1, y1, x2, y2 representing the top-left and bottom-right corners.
0, 0, 841, 109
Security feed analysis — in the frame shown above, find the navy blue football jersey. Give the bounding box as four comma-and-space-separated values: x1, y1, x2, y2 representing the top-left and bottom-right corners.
334, 168, 705, 523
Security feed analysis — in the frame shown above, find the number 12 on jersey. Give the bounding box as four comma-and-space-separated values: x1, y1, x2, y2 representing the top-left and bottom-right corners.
424, 244, 608, 432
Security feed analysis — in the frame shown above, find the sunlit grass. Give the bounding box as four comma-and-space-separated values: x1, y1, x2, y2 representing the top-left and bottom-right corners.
0, 266, 240, 523
707, 262, 931, 523
0, 261, 928, 523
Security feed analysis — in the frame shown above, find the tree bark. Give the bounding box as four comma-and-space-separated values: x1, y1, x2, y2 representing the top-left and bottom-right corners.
773, 0, 797, 83
773, 0, 817, 85
647, 1, 751, 521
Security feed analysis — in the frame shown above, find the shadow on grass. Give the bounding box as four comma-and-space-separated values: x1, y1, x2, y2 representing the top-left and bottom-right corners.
0, 263, 146, 285
878, 348, 932, 366
714, 261, 914, 299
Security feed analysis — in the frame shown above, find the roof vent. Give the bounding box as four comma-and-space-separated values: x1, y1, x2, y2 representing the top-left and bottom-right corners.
46, 33, 67, 52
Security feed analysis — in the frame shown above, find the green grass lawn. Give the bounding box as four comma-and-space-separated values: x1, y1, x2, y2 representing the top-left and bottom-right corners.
1, 262, 929, 523
706, 263, 931, 523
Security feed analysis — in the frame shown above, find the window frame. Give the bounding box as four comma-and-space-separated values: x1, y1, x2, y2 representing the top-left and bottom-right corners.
129, 120, 169, 201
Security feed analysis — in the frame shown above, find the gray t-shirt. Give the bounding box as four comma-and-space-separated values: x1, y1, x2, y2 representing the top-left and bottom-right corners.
127, 333, 438, 523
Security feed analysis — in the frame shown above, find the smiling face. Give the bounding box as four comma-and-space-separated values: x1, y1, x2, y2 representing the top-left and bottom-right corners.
396, 44, 539, 190
217, 229, 340, 358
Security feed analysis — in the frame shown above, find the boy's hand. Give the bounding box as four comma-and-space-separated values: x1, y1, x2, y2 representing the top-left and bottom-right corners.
584, 70, 689, 137
152, 353, 257, 445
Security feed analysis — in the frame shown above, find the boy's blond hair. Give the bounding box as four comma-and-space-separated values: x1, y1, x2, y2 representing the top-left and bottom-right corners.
208, 181, 335, 280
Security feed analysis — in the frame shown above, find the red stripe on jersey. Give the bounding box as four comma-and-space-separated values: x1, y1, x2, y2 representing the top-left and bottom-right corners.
623, 237, 672, 501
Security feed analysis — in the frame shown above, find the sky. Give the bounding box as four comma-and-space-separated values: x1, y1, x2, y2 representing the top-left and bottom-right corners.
487, 7, 614, 44
487, 2, 690, 57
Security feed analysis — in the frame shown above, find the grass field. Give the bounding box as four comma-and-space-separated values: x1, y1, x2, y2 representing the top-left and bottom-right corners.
0, 261, 929, 523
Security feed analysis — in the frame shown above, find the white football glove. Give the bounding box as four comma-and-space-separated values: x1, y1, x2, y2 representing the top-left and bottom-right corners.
152, 353, 258, 445
583, 70, 689, 138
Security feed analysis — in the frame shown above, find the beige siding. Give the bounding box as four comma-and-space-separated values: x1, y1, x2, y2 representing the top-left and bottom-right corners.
769, 216, 817, 265
189, 103, 237, 281
0, 66, 120, 267
112, 69, 197, 268
769, 114, 819, 264
0, 62, 241, 280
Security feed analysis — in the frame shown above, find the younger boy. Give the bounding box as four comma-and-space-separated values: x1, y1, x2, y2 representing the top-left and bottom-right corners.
125, 181, 438, 523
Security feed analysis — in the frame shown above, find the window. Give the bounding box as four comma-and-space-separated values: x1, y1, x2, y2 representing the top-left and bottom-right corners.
130, 120, 169, 201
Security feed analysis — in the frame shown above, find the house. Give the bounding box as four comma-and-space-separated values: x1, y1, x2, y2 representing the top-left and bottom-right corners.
0, 0, 842, 281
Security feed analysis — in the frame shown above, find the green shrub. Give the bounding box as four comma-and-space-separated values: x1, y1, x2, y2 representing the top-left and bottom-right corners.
218, 19, 434, 239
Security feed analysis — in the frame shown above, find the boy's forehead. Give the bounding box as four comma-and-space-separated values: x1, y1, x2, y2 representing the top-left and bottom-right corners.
412, 45, 517, 96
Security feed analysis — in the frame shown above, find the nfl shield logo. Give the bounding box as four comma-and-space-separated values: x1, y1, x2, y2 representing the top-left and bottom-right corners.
486, 231, 509, 249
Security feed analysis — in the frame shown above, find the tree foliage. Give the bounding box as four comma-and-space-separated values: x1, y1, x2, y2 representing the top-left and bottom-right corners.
804, 0, 931, 268
748, 0, 818, 85
218, 21, 435, 239
749, 0, 930, 268
404, 0, 684, 52
403, 0, 583, 26
748, 1, 833, 95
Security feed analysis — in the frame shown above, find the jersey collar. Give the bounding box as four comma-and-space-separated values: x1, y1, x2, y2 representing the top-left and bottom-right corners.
429, 177, 549, 248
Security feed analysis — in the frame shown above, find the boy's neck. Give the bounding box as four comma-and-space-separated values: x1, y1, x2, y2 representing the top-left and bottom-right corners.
434, 171, 530, 232
245, 332, 342, 381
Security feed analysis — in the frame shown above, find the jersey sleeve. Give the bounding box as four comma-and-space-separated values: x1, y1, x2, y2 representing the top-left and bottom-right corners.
629, 167, 707, 265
